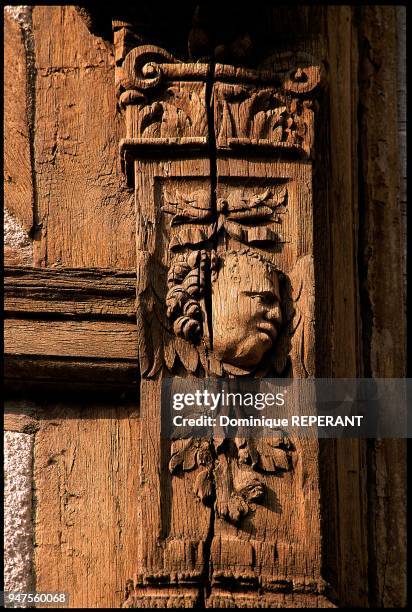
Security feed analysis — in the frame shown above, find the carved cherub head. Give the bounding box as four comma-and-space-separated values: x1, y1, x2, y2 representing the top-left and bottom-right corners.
211, 249, 282, 369
166, 248, 284, 372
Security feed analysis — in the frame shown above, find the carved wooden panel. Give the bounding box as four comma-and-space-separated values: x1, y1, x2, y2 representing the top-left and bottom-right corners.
113, 32, 333, 607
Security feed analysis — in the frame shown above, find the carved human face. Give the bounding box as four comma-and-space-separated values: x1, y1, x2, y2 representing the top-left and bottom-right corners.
212, 253, 282, 368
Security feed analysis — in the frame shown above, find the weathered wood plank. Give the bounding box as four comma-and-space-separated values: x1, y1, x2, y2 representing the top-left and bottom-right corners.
4, 267, 138, 388
4, 9, 34, 233
31, 5, 135, 268
4, 9, 34, 266
4, 357, 138, 392
325, 8, 368, 609
33, 401, 140, 608
357, 6, 406, 608
5, 319, 137, 360
4, 266, 136, 318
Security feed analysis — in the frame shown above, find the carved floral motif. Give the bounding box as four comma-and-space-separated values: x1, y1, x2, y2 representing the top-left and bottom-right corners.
169, 433, 293, 526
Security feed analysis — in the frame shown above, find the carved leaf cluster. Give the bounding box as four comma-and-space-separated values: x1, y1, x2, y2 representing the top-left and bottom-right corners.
169, 432, 293, 526
165, 250, 208, 344
215, 84, 314, 155
169, 438, 215, 505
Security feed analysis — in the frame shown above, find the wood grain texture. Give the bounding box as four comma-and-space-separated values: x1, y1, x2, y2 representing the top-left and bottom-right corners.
209, 161, 325, 606
324, 8, 368, 608
4, 413, 38, 433
357, 5, 405, 379
4, 266, 138, 389
5, 357, 138, 392
33, 401, 140, 608
31, 6, 135, 268
5, 319, 137, 360
4, 266, 136, 318
357, 6, 406, 607
4, 9, 34, 263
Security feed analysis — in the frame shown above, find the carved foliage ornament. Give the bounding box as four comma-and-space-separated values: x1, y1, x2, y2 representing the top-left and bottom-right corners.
118, 45, 321, 180
169, 432, 293, 525
162, 185, 288, 250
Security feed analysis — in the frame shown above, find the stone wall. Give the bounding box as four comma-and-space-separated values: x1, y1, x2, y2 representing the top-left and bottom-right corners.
4, 431, 34, 598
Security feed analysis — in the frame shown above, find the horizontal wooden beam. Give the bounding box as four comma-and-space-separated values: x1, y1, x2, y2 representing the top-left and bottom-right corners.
5, 266, 136, 318
4, 267, 139, 390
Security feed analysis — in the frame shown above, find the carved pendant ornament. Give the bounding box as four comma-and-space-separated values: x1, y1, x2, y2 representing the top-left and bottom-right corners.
116, 29, 328, 607
169, 431, 293, 525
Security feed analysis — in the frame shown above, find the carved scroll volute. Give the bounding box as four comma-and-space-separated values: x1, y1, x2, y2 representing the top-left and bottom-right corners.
117, 45, 209, 185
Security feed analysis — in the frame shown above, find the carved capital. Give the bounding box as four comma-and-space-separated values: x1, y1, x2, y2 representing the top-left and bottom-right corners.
116, 42, 321, 182
117, 45, 209, 182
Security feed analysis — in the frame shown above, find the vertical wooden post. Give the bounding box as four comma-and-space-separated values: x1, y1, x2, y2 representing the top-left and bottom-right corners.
117, 39, 334, 608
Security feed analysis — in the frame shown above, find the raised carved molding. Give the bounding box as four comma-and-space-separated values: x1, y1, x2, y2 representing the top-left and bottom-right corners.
4, 267, 138, 390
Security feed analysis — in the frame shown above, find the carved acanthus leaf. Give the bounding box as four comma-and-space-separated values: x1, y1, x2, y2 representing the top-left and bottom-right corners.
214, 81, 315, 155
215, 461, 265, 525
193, 468, 215, 504
255, 442, 291, 473
216, 185, 288, 245
169, 438, 214, 474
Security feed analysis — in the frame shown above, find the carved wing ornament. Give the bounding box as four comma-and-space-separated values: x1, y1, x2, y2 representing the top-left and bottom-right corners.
161, 185, 288, 245
216, 185, 288, 245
